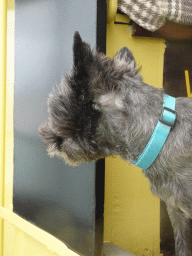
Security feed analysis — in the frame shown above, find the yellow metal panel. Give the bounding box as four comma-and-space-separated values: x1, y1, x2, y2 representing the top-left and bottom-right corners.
104, 7, 165, 256
104, 156, 160, 256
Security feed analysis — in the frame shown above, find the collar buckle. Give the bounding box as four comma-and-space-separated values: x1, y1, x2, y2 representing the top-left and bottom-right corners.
159, 107, 176, 128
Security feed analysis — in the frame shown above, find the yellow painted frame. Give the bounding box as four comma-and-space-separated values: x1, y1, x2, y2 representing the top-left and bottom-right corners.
0, 0, 7, 253
104, 1, 165, 255
0, 0, 7, 210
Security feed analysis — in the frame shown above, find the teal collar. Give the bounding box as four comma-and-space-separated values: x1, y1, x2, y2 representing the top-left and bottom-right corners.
133, 94, 176, 169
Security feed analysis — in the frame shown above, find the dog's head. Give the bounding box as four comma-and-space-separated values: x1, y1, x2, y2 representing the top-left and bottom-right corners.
39, 32, 141, 165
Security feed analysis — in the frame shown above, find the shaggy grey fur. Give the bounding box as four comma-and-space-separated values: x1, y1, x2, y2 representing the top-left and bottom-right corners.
39, 32, 192, 256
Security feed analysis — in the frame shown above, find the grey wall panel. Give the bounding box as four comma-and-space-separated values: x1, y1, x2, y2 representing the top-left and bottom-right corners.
14, 0, 100, 255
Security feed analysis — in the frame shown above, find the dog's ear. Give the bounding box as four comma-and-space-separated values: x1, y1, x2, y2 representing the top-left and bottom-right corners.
115, 47, 135, 64
73, 32, 93, 72
113, 47, 141, 79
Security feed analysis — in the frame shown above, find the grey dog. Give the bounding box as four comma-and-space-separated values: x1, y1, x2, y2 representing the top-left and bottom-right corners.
39, 32, 192, 256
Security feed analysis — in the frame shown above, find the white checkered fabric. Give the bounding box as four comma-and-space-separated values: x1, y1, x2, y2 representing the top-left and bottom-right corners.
118, 0, 192, 32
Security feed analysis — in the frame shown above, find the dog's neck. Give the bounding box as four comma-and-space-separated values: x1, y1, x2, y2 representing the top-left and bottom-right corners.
125, 84, 164, 163
100, 82, 164, 164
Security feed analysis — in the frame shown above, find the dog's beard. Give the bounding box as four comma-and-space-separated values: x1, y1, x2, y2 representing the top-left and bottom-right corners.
48, 150, 81, 166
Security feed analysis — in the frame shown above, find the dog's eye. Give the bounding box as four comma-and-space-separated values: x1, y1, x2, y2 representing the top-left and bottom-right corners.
92, 104, 100, 110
